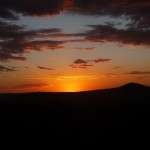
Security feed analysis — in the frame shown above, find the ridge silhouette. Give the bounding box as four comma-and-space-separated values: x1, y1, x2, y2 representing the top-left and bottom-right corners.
0, 82, 150, 139
118, 82, 149, 90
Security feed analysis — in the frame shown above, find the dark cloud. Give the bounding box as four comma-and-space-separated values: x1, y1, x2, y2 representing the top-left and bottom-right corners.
87, 58, 111, 63
0, 65, 17, 72
70, 63, 93, 69
0, 21, 64, 61
37, 66, 55, 71
0, 9, 19, 20
85, 25, 150, 46
71, 0, 150, 29
0, 1, 150, 63
71, 0, 117, 16
71, 1, 150, 45
0, 53, 26, 61
8, 66, 19, 69
15, 83, 49, 89
80, 64, 93, 67
70, 64, 77, 68
93, 58, 111, 63
0, 1, 149, 24
0, 21, 24, 38
70, 65, 86, 69
75, 47, 95, 50
0, 20, 86, 62
45, 32, 85, 38
71, 57, 110, 69
126, 71, 150, 75
26, 40, 64, 51
0, 0, 150, 31
70, 64, 93, 69
37, 28, 61, 34
73, 59, 88, 64
73, 58, 111, 64
0, 0, 64, 19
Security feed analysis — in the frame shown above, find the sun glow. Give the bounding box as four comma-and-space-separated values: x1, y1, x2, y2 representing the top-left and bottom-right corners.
54, 75, 100, 92
63, 83, 78, 92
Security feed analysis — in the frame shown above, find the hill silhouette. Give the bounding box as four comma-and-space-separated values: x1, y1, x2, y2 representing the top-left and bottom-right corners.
0, 83, 150, 139
118, 82, 150, 91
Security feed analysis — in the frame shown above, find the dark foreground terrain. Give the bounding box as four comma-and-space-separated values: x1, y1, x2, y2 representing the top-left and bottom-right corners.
0, 83, 150, 139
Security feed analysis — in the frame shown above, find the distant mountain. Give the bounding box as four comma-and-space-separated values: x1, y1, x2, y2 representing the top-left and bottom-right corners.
117, 82, 150, 91
84, 82, 150, 94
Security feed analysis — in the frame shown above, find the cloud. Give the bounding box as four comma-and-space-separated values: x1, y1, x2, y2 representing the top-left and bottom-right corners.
73, 58, 111, 64
84, 24, 150, 46
75, 47, 95, 50
71, 59, 92, 69
93, 58, 111, 63
73, 59, 88, 64
37, 28, 61, 34
45, 32, 85, 38
0, 20, 86, 62
37, 66, 55, 71
0, 1, 149, 23
26, 40, 64, 51
0, 65, 17, 72
15, 83, 50, 89
0, 0, 64, 19
0, 21, 65, 61
87, 58, 111, 63
125, 71, 150, 75
80, 64, 93, 67
70, 64, 93, 69
71, 0, 150, 29
125, 71, 150, 80
71, 57, 110, 69
0, 21, 26, 61
70, 65, 87, 69
0, 53, 26, 62
1, 1, 150, 63
68, 1, 150, 47
0, 9, 18, 20
0, 0, 150, 32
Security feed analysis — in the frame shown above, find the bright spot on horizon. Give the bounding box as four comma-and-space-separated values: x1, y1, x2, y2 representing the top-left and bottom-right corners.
62, 83, 78, 92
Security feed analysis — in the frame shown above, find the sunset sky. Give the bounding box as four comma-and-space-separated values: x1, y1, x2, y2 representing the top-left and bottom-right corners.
0, 0, 150, 93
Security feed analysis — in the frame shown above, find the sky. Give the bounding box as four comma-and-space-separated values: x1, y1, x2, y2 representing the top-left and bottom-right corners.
0, 0, 150, 93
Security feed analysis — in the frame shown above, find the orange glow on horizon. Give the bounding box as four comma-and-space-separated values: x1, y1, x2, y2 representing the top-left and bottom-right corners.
62, 83, 78, 92
53, 75, 100, 92
1, 73, 149, 93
